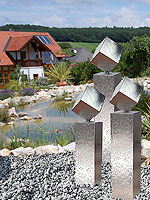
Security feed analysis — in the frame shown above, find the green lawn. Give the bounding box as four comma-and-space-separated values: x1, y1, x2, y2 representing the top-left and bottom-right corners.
58, 42, 99, 52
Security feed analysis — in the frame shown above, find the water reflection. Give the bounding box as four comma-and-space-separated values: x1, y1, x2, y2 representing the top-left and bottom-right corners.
49, 100, 75, 116
0, 99, 81, 142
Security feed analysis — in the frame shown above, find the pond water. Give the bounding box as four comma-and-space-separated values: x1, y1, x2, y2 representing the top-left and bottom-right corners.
0, 99, 82, 143
1, 90, 149, 144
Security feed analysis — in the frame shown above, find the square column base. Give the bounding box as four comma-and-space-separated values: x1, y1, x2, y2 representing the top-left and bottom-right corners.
94, 72, 121, 162
75, 121, 102, 185
111, 111, 141, 200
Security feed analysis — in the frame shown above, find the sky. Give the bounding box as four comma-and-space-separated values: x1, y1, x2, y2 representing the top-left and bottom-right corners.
1, 0, 150, 28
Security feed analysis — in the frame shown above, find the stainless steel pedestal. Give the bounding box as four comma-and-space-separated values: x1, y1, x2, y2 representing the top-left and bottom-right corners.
111, 111, 141, 200
75, 121, 102, 185
94, 72, 121, 162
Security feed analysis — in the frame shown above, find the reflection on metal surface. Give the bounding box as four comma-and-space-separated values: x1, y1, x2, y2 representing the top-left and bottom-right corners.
75, 121, 102, 185
91, 37, 123, 73
94, 72, 121, 162
72, 85, 105, 121
111, 111, 141, 199
110, 77, 143, 112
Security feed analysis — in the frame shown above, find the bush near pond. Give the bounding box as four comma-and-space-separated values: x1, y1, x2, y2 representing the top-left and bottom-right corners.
70, 60, 101, 85
20, 88, 36, 96
0, 89, 15, 101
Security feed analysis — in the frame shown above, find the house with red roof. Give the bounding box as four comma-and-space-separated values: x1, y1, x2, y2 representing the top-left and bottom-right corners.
0, 31, 66, 88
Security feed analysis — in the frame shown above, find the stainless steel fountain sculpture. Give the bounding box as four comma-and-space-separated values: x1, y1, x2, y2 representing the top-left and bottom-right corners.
110, 77, 143, 199
91, 37, 123, 162
72, 85, 105, 185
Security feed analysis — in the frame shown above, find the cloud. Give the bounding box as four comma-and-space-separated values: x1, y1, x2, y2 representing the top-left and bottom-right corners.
125, 0, 150, 3
51, 0, 106, 5
5, 0, 33, 7
138, 0, 150, 3
0, 16, 13, 25
33, 15, 71, 27
140, 18, 150, 26
78, 7, 141, 27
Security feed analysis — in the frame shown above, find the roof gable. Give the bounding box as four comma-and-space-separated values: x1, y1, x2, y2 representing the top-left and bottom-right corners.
0, 31, 65, 66
5, 35, 51, 52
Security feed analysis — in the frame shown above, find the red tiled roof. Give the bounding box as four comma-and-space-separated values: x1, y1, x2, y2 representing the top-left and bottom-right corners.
0, 31, 65, 66
6, 36, 33, 51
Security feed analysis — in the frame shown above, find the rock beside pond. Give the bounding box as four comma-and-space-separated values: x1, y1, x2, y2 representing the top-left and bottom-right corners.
142, 139, 150, 159
20, 96, 31, 104
33, 114, 42, 120
58, 142, 75, 153
18, 112, 28, 118
0, 149, 11, 156
64, 97, 72, 101
0, 122, 5, 127
8, 107, 18, 117
7, 121, 14, 125
20, 116, 32, 120
34, 145, 59, 154
11, 147, 34, 156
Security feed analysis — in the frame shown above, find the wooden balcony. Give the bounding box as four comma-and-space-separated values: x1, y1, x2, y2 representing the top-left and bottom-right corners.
18, 59, 43, 67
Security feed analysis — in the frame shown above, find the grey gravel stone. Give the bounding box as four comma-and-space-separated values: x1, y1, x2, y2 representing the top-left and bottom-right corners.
0, 152, 150, 199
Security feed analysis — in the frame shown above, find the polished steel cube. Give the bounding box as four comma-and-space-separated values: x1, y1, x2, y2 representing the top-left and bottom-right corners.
91, 37, 123, 73
110, 77, 143, 112
72, 85, 105, 121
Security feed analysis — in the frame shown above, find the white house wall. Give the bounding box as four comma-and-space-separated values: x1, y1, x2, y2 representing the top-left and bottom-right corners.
20, 66, 44, 80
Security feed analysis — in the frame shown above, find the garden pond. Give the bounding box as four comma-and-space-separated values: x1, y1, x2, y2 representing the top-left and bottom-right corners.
0, 89, 150, 146
0, 98, 82, 145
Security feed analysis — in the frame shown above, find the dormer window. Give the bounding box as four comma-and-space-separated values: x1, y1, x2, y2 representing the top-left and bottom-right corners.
35, 35, 52, 44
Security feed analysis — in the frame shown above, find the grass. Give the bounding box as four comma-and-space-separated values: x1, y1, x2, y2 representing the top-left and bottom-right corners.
58, 42, 99, 52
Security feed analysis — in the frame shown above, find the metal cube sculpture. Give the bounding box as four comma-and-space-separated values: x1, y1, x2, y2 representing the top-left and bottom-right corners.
72, 86, 105, 185
110, 76, 143, 112
72, 85, 105, 122
110, 78, 142, 199
91, 37, 123, 74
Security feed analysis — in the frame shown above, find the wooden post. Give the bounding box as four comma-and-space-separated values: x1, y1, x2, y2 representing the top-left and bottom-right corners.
36, 43, 39, 59
27, 45, 30, 67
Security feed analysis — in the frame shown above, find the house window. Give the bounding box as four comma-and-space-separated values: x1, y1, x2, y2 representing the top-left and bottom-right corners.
20, 51, 26, 60
3, 66, 8, 71
33, 74, 38, 79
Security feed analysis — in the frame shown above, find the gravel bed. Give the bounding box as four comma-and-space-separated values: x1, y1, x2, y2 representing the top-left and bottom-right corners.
0, 152, 150, 200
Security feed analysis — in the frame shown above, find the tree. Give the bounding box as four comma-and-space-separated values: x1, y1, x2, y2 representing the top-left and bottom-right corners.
116, 35, 150, 78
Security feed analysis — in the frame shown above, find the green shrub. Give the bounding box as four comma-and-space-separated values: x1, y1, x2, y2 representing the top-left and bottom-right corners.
45, 62, 72, 82
59, 42, 73, 49
0, 89, 15, 100
20, 88, 36, 96
71, 59, 101, 85
36, 77, 50, 86
114, 35, 150, 78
